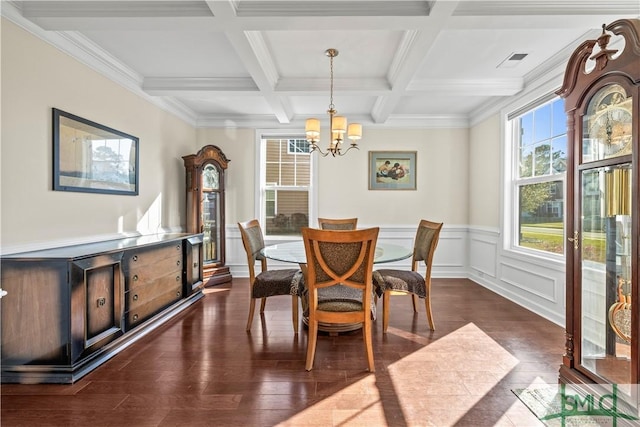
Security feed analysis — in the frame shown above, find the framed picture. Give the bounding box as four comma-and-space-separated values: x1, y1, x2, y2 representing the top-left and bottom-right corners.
368, 151, 417, 190
53, 108, 139, 195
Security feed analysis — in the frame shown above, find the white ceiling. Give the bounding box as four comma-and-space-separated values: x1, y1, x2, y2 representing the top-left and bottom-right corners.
5, 1, 640, 129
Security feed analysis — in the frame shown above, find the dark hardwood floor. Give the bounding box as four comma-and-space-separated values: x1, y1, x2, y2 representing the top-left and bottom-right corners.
1, 278, 563, 426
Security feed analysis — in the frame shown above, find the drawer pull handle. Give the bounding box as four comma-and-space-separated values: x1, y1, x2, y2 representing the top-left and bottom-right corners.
176, 260, 181, 266
176, 291, 181, 297
133, 275, 138, 281
176, 275, 181, 282
133, 294, 138, 301
132, 255, 138, 262
133, 314, 138, 322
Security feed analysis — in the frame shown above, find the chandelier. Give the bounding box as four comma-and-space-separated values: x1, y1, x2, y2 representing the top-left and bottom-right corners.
305, 48, 362, 157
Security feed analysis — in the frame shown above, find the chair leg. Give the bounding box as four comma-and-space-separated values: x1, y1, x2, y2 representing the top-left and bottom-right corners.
411, 294, 419, 312
363, 318, 375, 372
260, 297, 267, 313
291, 295, 299, 334
305, 320, 318, 371
382, 291, 391, 333
425, 295, 435, 331
246, 298, 256, 331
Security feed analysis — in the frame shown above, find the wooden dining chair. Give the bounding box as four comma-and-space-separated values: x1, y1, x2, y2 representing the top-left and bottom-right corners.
302, 227, 379, 371
317, 217, 358, 230
373, 219, 442, 332
238, 219, 302, 333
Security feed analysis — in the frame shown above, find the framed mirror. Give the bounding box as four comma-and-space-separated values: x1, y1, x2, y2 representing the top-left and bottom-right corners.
53, 108, 139, 195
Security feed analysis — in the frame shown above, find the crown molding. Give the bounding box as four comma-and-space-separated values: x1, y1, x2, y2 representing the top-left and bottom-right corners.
408, 78, 524, 96
143, 77, 258, 95
374, 114, 470, 129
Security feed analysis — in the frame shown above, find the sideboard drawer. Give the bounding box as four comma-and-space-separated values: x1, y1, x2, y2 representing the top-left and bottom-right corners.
124, 242, 182, 273
126, 285, 183, 327
126, 272, 182, 311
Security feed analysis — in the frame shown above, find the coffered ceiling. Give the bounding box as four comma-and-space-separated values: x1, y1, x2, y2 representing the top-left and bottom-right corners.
4, 1, 640, 128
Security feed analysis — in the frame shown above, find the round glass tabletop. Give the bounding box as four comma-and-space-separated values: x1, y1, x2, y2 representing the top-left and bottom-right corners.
260, 241, 412, 264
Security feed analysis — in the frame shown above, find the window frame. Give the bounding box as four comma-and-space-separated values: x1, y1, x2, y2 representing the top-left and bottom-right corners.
503, 89, 567, 262
255, 130, 318, 239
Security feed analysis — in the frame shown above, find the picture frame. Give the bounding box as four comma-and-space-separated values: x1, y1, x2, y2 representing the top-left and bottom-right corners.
368, 151, 417, 190
53, 108, 139, 196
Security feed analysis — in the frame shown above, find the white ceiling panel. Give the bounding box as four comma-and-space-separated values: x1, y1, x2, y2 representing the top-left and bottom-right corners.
264, 30, 403, 78
83, 30, 248, 77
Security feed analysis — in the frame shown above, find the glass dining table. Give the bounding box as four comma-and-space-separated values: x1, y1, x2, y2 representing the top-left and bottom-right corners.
260, 240, 412, 265
260, 240, 412, 333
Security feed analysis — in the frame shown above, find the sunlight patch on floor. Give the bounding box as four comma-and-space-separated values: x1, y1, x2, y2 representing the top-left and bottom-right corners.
382, 323, 522, 424
278, 323, 537, 426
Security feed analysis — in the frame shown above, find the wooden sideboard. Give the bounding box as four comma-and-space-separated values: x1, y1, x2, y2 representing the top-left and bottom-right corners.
1, 233, 204, 384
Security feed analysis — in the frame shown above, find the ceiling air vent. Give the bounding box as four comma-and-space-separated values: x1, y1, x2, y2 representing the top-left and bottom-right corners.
497, 53, 528, 68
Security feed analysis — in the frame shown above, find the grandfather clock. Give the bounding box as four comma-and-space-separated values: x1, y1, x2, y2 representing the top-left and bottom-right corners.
557, 19, 639, 395
183, 145, 232, 286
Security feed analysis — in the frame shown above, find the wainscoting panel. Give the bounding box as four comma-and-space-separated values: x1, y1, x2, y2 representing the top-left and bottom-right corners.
469, 232, 498, 279
467, 227, 565, 326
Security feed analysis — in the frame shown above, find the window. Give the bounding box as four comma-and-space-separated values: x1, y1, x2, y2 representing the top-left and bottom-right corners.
259, 135, 315, 236
288, 139, 310, 155
511, 97, 567, 255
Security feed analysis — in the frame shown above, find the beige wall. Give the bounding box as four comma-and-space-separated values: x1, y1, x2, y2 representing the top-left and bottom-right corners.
197, 127, 470, 227
469, 114, 501, 228
1, 19, 197, 250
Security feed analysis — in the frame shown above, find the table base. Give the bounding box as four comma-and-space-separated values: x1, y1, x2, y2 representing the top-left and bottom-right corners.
302, 317, 363, 335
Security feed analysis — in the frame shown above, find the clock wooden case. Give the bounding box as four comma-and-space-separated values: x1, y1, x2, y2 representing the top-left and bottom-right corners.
183, 145, 232, 286
557, 19, 640, 398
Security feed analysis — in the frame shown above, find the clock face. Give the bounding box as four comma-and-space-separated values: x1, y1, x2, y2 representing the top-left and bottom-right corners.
584, 84, 633, 161
202, 164, 219, 189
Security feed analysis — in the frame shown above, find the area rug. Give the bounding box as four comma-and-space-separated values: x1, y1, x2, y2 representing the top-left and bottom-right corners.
512, 384, 639, 426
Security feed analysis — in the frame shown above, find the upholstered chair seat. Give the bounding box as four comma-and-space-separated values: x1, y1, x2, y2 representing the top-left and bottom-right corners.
253, 269, 302, 299
373, 270, 426, 297
238, 219, 302, 333
372, 219, 442, 332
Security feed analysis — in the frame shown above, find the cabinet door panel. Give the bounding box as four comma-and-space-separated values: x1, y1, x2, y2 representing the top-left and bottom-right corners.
1, 262, 68, 364
86, 266, 117, 343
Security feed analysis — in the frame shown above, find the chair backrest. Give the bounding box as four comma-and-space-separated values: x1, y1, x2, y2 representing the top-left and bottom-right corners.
302, 227, 379, 323
238, 219, 267, 283
412, 219, 443, 278
317, 217, 358, 230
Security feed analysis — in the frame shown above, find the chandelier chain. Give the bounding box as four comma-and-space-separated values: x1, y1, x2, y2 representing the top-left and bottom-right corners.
329, 54, 335, 110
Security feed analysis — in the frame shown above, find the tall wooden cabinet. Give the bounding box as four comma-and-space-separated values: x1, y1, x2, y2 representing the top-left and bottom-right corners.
183, 145, 232, 286
557, 19, 640, 396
